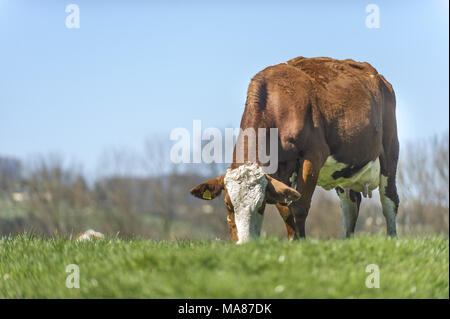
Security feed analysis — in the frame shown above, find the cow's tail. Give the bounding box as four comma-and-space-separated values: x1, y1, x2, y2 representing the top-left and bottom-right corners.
245, 73, 268, 113
233, 73, 269, 167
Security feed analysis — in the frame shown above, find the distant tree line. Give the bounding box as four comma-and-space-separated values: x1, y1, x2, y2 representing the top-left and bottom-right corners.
0, 133, 448, 239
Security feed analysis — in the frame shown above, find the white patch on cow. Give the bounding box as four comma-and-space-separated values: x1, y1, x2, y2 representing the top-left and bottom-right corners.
223, 163, 268, 244
379, 175, 397, 236
285, 171, 298, 206
289, 171, 298, 190
317, 156, 380, 192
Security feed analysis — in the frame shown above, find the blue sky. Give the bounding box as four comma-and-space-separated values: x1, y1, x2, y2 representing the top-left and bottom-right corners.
0, 0, 448, 173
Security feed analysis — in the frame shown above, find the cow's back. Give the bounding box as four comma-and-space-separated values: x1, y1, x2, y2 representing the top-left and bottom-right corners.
286, 57, 385, 155
276, 57, 389, 166
238, 56, 395, 185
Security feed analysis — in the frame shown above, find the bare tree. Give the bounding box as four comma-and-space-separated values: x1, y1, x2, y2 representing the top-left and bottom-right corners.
397, 132, 449, 234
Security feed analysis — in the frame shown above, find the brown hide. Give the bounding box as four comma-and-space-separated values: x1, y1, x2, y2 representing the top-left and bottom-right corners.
234, 57, 396, 187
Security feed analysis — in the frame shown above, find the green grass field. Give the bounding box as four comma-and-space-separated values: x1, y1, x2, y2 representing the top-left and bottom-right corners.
0, 235, 448, 298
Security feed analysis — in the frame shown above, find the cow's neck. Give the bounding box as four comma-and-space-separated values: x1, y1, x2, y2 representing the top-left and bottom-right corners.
230, 120, 271, 170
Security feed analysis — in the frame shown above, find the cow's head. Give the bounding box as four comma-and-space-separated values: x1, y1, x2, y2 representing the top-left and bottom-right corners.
190, 163, 300, 243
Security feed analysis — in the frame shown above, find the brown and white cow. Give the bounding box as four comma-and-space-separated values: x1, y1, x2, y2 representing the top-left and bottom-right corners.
190, 56, 399, 243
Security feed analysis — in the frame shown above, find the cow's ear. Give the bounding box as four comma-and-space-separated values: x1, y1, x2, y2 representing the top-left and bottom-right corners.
265, 175, 301, 204
190, 175, 225, 200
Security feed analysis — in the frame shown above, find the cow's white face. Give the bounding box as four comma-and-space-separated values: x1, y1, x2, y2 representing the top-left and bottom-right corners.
189, 162, 301, 244
223, 163, 267, 244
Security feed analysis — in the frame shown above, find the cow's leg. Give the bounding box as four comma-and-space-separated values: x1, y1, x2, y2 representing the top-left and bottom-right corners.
379, 166, 399, 236
290, 158, 323, 239
379, 170, 399, 237
336, 187, 361, 238
378, 100, 400, 237
275, 203, 296, 240
379, 134, 400, 236
378, 83, 400, 237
